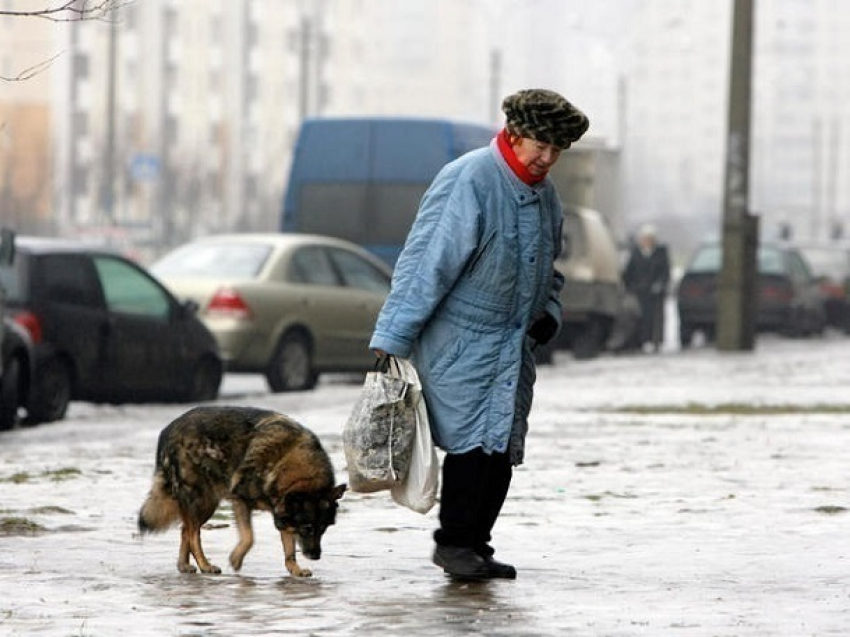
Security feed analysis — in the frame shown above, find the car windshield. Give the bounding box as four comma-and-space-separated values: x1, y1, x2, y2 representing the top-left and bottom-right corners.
152, 243, 272, 279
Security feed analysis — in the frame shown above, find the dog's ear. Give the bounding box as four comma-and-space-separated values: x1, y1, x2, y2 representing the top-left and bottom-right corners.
332, 484, 347, 501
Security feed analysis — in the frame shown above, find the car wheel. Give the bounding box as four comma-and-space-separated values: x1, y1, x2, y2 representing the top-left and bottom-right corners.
571, 317, 607, 360
27, 357, 72, 424
0, 356, 21, 431
184, 356, 222, 402
266, 331, 317, 392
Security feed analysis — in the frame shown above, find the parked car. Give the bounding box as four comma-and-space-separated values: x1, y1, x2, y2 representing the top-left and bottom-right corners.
676, 241, 826, 347
796, 243, 850, 333
0, 236, 223, 423
0, 229, 34, 430
537, 206, 639, 362
150, 233, 393, 392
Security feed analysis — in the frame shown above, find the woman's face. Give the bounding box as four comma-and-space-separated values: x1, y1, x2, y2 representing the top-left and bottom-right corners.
510, 136, 564, 176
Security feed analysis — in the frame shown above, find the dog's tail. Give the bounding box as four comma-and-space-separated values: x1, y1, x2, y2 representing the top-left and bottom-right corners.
138, 473, 181, 534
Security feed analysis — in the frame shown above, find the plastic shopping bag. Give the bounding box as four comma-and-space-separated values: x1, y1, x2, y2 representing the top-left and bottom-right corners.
390, 386, 439, 514
343, 356, 419, 493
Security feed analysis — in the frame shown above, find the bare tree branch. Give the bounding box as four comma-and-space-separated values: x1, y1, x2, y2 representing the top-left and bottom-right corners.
0, 52, 63, 82
0, 1, 127, 22
0, 1, 132, 82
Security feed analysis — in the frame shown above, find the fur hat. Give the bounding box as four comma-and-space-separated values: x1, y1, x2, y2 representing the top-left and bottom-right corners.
502, 88, 589, 149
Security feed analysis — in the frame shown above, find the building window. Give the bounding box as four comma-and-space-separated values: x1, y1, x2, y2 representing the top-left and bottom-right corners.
73, 111, 89, 136
166, 116, 179, 145
74, 53, 89, 80
72, 165, 89, 196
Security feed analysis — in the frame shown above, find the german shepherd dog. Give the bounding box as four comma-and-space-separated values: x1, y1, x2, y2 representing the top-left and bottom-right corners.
138, 406, 346, 577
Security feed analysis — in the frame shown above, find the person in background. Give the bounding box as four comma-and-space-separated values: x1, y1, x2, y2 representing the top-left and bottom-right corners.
369, 89, 589, 581
623, 223, 670, 352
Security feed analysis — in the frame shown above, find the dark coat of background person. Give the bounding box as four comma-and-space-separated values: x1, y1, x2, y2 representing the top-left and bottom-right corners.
623, 229, 671, 351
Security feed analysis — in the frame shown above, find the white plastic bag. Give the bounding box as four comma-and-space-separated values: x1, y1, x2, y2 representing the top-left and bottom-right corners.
343, 356, 419, 493
390, 385, 439, 514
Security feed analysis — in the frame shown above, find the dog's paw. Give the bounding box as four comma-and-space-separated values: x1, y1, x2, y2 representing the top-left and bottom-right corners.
177, 562, 197, 574
286, 563, 312, 578
199, 563, 222, 574
229, 552, 245, 572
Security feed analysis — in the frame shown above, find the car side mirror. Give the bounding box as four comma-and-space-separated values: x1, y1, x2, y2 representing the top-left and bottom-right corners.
180, 299, 200, 317
0, 228, 16, 266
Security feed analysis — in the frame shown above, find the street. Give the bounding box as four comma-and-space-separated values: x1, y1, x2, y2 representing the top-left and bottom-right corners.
1, 332, 849, 636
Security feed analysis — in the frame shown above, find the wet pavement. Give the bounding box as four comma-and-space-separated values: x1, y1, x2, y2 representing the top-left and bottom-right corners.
2, 334, 850, 635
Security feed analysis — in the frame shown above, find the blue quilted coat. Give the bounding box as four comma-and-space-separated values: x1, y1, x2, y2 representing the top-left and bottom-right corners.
369, 139, 564, 465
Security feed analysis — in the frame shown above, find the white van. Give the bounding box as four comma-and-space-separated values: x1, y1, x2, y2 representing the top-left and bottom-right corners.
537, 206, 639, 362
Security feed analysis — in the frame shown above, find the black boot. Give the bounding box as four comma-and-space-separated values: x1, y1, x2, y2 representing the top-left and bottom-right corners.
432, 545, 490, 581
475, 545, 517, 579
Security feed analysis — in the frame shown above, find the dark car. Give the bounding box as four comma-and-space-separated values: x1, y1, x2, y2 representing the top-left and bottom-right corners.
677, 241, 826, 347
0, 236, 223, 423
0, 229, 34, 430
797, 243, 850, 333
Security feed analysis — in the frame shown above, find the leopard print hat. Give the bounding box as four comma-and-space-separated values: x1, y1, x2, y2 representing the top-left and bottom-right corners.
502, 89, 590, 149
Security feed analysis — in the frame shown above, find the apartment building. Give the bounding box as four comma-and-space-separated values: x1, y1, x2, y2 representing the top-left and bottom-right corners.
622, 0, 850, 251
13, 0, 848, 260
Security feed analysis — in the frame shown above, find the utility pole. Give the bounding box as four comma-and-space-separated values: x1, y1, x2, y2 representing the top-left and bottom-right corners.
489, 48, 502, 125
100, 17, 118, 225
717, 0, 758, 351
298, 14, 312, 120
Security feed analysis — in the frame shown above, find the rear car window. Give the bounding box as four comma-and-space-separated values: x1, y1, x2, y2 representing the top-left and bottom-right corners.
757, 248, 785, 275
687, 245, 722, 272
689, 244, 790, 276
152, 243, 272, 279
41, 254, 102, 306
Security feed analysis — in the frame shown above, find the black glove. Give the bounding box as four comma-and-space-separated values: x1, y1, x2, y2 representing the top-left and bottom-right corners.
527, 314, 558, 345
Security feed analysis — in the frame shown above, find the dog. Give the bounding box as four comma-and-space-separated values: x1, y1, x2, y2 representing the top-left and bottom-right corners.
138, 405, 346, 577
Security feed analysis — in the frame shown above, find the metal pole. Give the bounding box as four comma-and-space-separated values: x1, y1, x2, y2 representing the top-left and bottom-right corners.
489, 48, 501, 125
717, 0, 758, 351
299, 16, 312, 120
101, 17, 118, 224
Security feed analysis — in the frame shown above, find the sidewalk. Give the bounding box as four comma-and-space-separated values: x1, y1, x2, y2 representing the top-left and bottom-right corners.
0, 334, 848, 635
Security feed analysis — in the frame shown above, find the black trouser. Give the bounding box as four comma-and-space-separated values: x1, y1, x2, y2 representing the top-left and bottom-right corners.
434, 447, 512, 555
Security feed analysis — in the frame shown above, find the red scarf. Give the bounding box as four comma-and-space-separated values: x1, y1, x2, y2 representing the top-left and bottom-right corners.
496, 128, 546, 185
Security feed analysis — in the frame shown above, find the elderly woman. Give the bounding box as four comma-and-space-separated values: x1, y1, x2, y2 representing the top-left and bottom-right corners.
370, 89, 589, 580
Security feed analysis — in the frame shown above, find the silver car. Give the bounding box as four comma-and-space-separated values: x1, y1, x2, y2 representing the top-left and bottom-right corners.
151, 233, 392, 392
